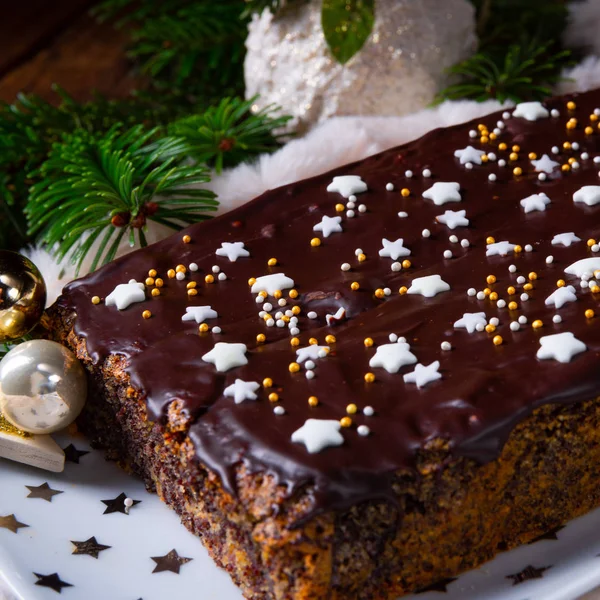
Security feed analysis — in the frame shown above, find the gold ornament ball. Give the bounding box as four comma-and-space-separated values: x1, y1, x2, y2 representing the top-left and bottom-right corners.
0, 251, 46, 342
0, 340, 87, 434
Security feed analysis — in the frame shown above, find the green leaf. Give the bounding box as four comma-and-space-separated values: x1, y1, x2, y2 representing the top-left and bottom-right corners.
321, 0, 374, 65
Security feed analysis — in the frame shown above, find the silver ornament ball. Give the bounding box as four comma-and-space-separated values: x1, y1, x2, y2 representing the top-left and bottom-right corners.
245, 0, 477, 133
0, 340, 87, 434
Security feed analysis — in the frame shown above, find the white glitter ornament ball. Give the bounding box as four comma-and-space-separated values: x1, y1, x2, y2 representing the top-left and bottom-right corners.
245, 0, 477, 132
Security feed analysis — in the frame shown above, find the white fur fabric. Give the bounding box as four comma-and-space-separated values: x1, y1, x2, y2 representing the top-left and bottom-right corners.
23, 57, 600, 306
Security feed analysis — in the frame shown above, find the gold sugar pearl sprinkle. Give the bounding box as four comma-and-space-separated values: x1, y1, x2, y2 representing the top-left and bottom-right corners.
248, 277, 257, 286
484, 287, 492, 296
567, 100, 576, 110
289, 289, 298, 299
364, 372, 375, 383
176, 264, 186, 273
351, 281, 360, 291
528, 152, 537, 160
591, 114, 599, 122
188, 289, 198, 296
259, 290, 268, 298
489, 292, 499, 301
289, 362, 300, 373
346, 403, 358, 415
523, 283, 533, 291
291, 305, 301, 315
399, 286, 408, 295
267, 258, 278, 266
148, 269, 157, 278
263, 377, 273, 388
586, 126, 594, 135
481, 154, 489, 163
585, 309, 595, 319
489, 133, 497, 140
145, 277, 155, 286
557, 279, 565, 287
308, 396, 319, 407
402, 259, 411, 269
205, 274, 215, 284
508, 301, 518, 311
282, 316, 290, 323
514, 245, 523, 254
199, 323, 209, 332
335, 203, 345, 212
401, 188, 410, 197
587, 239, 597, 247
532, 319, 543, 329
493, 335, 503, 346
186, 281, 197, 289
182, 234, 191, 244
507, 286, 516, 295
325, 334, 337, 344
563, 141, 572, 150
485, 324, 496, 333
309, 337, 318, 346
486, 274, 497, 285
509, 152, 519, 161
566, 121, 577, 130
155, 278, 164, 288
142, 310, 152, 319
268, 392, 279, 402
273, 290, 282, 299
364, 337, 374, 347
568, 157, 576, 165
167, 269, 176, 279
257, 333, 266, 343
498, 143, 507, 151
91, 296, 101, 305
340, 416, 352, 428
480, 135, 489, 144
486, 236, 495, 245
512, 145, 520, 152
358, 253, 367, 262
290, 337, 300, 346
513, 167, 523, 176
477, 124, 487, 131
591, 285, 600, 294
310, 237, 321, 247
374, 288, 385, 299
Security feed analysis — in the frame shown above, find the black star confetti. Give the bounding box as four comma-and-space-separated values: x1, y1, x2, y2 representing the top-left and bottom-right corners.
26, 482, 64, 502
527, 525, 564, 544
151, 549, 193, 574
506, 565, 551, 585
415, 577, 457, 593
0, 514, 29, 533
34, 572, 73, 593
101, 492, 141, 515
62, 444, 89, 464
71, 537, 111, 559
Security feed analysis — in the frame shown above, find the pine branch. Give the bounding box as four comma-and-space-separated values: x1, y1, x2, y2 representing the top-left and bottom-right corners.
170, 96, 291, 173
26, 125, 218, 275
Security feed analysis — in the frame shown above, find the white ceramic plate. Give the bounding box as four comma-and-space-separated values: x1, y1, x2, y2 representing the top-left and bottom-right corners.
1, 431, 599, 600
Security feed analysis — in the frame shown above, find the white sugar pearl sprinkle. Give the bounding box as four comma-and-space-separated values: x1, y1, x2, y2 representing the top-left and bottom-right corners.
498, 159, 506, 167
397, 336, 406, 343
386, 183, 394, 191
422, 168, 432, 178
346, 201, 356, 209
572, 142, 580, 151
405, 170, 413, 178
510, 321, 520, 331
266, 319, 275, 327
520, 293, 529, 302
476, 291, 486, 300
346, 210, 355, 218
218, 272, 227, 281
497, 121, 505, 129
263, 303, 273, 311
389, 333, 398, 342
357, 425, 370, 437
552, 146, 560, 154
212, 326, 222, 334
461, 239, 470, 248
176, 271, 185, 281
467, 288, 476, 297
384, 288, 391, 296
275, 312, 283, 319
256, 296, 264, 304
443, 250, 453, 259
476, 322, 485, 332
212, 265, 220, 273
465, 162, 473, 170
290, 316, 299, 324
278, 298, 287, 306
341, 262, 351, 271
259, 310, 267, 318
553, 314, 562, 324
441, 341, 452, 351
525, 244, 533, 252
305, 360, 316, 370
538, 173, 547, 181
488, 173, 497, 182
595, 156, 600, 164
355, 248, 363, 256
290, 327, 300, 336
317, 349, 328, 358
551, 109, 560, 118
398, 211, 408, 218
306, 370, 315, 380
493, 128, 501, 136
189, 263, 199, 271
581, 152, 589, 160
358, 204, 367, 213
469, 130, 477, 138
307, 311, 317, 319
422, 229, 431, 238
489, 317, 499, 326
572, 161, 580, 170
274, 406, 285, 415
391, 262, 401, 272
363, 406, 375, 416
488, 153, 497, 161
502, 111, 511, 119
517, 276, 526, 284
592, 244, 600, 253
349, 194, 357, 202
546, 255, 554, 264
518, 315, 528, 324
595, 108, 600, 116
509, 264, 517, 273
497, 299, 507, 308
581, 280, 589, 289
449, 235, 458, 243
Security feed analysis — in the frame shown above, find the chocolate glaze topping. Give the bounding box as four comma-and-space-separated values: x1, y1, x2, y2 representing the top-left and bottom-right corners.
58, 89, 600, 516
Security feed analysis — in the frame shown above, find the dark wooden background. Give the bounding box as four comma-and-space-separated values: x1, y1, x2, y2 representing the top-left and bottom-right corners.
0, 1, 141, 104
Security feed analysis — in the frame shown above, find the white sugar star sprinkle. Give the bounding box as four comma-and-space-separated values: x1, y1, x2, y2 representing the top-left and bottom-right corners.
369, 342, 417, 374
454, 146, 486, 165
251, 273, 295, 295
215, 241, 250, 262
565, 258, 600, 278
436, 209, 469, 230
105, 280, 145, 310
181, 306, 218, 323
545, 285, 577, 310
531, 154, 559, 173
454, 312, 487, 334
326, 175, 367, 198
573, 185, 600, 207
403, 361, 442, 388
313, 215, 343, 238
378, 238, 411, 260
486, 241, 516, 257
552, 232, 581, 247
520, 192, 551, 213
407, 274, 451, 298
296, 345, 330, 363
536, 332, 586, 363
291, 419, 344, 453
202, 342, 248, 372
422, 182, 461, 206
512, 101, 549, 121
224, 379, 260, 404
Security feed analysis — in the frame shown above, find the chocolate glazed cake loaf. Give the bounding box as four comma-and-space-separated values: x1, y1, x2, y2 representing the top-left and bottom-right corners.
49, 89, 600, 599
